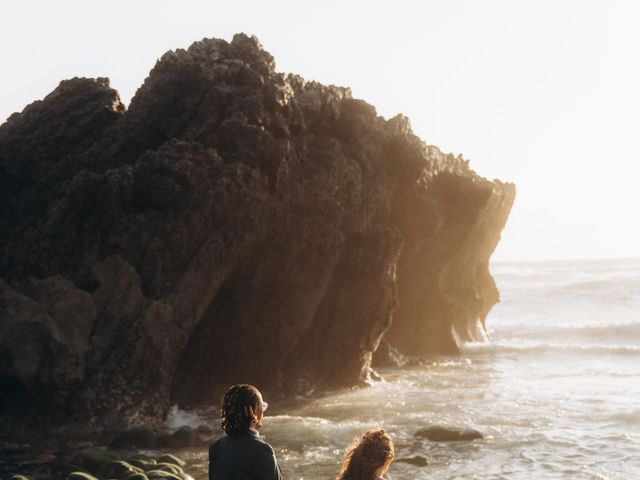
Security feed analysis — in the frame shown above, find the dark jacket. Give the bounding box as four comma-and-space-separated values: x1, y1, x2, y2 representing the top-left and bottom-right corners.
209, 429, 284, 480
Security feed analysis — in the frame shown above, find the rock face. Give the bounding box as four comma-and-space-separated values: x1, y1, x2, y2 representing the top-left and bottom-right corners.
0, 34, 514, 431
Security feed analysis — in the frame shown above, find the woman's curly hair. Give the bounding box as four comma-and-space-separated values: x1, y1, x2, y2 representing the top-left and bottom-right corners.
220, 384, 263, 435
337, 428, 394, 480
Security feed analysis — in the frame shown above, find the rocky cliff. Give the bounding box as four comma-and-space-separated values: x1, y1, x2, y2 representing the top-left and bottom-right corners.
0, 34, 515, 432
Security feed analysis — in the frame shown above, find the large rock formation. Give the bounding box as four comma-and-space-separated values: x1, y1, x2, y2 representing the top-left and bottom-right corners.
0, 34, 514, 431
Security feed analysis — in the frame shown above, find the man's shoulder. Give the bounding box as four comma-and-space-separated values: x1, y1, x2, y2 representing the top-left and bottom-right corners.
246, 432, 275, 453
253, 436, 275, 452
209, 435, 221, 453
209, 434, 232, 452
209, 432, 273, 450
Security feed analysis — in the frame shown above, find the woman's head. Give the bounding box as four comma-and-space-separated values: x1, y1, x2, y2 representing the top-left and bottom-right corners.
220, 384, 267, 435
337, 428, 394, 480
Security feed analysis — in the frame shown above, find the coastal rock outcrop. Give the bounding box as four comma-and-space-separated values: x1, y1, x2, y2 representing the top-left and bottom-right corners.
0, 34, 514, 431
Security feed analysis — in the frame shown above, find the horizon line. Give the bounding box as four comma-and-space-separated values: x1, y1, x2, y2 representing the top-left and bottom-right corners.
490, 255, 640, 265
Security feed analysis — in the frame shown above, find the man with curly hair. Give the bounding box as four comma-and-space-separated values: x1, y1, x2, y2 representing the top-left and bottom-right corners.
209, 384, 283, 480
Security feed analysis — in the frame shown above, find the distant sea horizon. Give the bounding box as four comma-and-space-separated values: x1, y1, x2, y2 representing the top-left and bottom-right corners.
492, 255, 640, 265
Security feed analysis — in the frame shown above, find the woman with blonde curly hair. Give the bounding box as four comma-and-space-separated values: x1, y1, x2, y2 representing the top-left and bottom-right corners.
209, 384, 283, 480
337, 428, 395, 480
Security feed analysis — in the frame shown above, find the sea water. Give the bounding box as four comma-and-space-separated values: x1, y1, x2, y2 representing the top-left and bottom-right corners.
172, 259, 640, 479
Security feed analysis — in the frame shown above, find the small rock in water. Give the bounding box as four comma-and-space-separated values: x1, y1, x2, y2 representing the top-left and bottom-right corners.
414, 425, 483, 442
395, 454, 429, 466
158, 427, 203, 449
69, 448, 121, 473
195, 425, 213, 436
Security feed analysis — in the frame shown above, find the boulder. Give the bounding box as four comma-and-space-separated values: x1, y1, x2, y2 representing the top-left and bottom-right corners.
158, 428, 203, 449
195, 425, 213, 437
68, 448, 120, 474
395, 454, 429, 466
414, 425, 483, 442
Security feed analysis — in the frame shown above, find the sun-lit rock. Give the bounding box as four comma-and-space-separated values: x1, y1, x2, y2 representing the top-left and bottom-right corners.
0, 33, 514, 431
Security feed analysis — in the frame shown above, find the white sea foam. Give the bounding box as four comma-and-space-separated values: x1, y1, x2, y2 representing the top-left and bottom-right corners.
165, 404, 210, 429
463, 339, 640, 355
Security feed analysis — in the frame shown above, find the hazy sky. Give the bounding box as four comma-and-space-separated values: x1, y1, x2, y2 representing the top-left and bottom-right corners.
2, 0, 639, 261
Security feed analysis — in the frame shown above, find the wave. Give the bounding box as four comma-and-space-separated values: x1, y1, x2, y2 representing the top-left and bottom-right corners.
463, 339, 640, 356
491, 261, 640, 296
606, 409, 640, 424
492, 320, 640, 345
166, 405, 212, 429
552, 320, 640, 339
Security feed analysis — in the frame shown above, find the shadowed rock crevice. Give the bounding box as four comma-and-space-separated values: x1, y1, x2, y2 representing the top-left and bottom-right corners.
0, 33, 514, 431
282, 229, 402, 395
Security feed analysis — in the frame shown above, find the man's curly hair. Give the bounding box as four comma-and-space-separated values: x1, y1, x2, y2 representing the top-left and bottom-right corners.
220, 384, 263, 435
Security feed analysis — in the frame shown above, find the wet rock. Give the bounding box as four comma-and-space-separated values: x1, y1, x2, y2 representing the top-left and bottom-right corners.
371, 338, 408, 368
395, 454, 429, 466
414, 425, 483, 442
68, 448, 120, 474
194, 425, 213, 437
0, 278, 96, 422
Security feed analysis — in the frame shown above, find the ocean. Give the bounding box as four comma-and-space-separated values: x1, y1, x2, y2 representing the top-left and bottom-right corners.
173, 258, 640, 479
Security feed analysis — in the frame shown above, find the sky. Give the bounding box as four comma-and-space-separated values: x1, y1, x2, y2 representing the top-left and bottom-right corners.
1, 0, 639, 261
